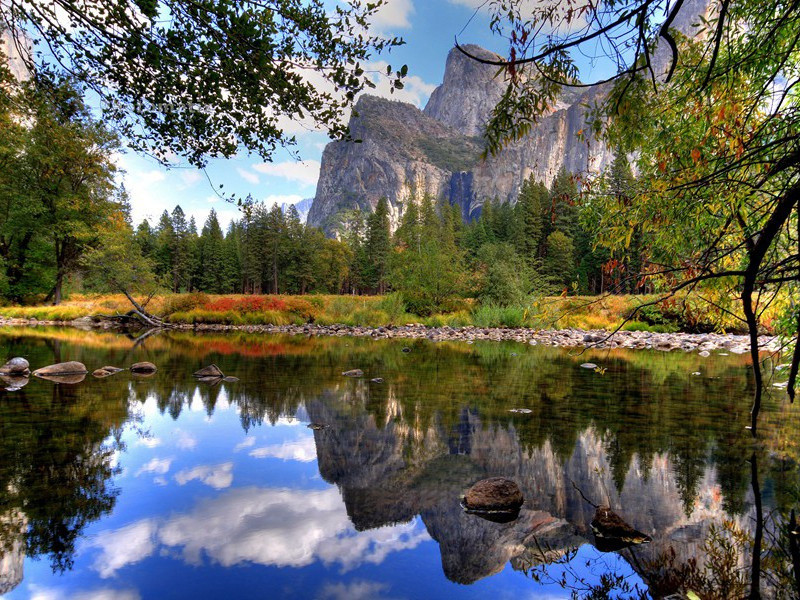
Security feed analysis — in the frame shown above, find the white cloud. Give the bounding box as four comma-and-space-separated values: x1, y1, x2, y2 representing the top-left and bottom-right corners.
85, 487, 429, 577
366, 61, 438, 108
175, 463, 234, 490
175, 429, 197, 450
180, 170, 203, 187
29, 584, 141, 600
317, 580, 393, 600
135, 457, 173, 477
372, 0, 414, 30
250, 437, 317, 462
85, 519, 158, 578
234, 437, 256, 452
236, 167, 260, 185
252, 160, 321, 188
447, 0, 586, 33
137, 437, 162, 449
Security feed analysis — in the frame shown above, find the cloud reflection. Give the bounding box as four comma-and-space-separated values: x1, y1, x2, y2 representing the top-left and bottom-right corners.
249, 437, 317, 462
174, 463, 234, 489
86, 487, 429, 577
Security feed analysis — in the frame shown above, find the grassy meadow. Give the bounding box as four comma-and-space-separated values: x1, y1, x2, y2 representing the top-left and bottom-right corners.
0, 292, 778, 333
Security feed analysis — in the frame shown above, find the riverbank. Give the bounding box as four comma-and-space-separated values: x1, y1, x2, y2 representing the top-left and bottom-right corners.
0, 317, 780, 353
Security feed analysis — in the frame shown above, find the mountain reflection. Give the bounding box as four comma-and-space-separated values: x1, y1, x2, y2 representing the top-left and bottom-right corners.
0, 327, 797, 598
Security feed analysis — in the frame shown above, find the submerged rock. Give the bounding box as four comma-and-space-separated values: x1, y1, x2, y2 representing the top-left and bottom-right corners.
0, 374, 29, 391
463, 477, 524, 512
33, 361, 88, 377
34, 372, 86, 385
130, 362, 157, 374
342, 369, 363, 377
590, 507, 652, 548
194, 364, 224, 378
0, 357, 29, 376
93, 366, 124, 378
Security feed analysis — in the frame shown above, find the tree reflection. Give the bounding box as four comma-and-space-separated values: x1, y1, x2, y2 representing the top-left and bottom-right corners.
0, 327, 797, 598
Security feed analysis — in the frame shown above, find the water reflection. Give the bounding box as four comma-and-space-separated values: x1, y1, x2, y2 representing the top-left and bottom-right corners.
0, 327, 796, 598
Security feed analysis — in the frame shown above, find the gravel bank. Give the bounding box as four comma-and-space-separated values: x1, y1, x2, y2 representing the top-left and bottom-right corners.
0, 317, 780, 353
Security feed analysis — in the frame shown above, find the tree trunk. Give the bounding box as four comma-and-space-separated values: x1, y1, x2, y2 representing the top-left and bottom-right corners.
53, 270, 63, 305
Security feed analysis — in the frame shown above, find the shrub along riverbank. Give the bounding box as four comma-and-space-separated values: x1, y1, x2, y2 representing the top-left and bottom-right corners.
0, 292, 778, 334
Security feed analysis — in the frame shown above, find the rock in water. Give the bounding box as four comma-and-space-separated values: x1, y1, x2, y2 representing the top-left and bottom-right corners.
93, 366, 124, 378
342, 369, 363, 377
0, 375, 29, 391
222, 376, 239, 383
194, 364, 224, 378
34, 372, 86, 384
33, 361, 88, 377
370, 377, 384, 384
130, 362, 157, 374
580, 363, 598, 369
0, 357, 29, 375
463, 477, 524, 512
590, 507, 652, 548
401, 347, 411, 353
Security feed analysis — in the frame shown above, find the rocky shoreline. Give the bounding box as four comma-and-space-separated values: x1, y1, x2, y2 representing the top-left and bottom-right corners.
0, 316, 781, 353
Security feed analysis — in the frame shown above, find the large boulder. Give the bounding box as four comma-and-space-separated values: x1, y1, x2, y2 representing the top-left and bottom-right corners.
32, 361, 88, 377
463, 477, 524, 512
130, 362, 157, 374
0, 357, 29, 376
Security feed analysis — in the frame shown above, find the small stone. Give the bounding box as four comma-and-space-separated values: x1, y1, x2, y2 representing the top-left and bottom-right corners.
130, 362, 157, 374
509, 408, 532, 414
194, 364, 224, 378
580, 363, 598, 369
342, 369, 363, 377
370, 377, 384, 384
0, 357, 29, 375
222, 376, 239, 383
463, 477, 524, 512
699, 350, 710, 357
93, 366, 124, 378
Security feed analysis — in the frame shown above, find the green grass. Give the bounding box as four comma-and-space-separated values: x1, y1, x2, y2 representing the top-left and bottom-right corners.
0, 292, 774, 333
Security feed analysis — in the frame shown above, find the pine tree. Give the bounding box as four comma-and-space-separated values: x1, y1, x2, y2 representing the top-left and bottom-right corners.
364, 198, 391, 293
197, 209, 226, 293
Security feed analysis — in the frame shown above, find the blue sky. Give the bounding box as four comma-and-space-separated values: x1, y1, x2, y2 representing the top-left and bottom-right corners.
118, 0, 615, 231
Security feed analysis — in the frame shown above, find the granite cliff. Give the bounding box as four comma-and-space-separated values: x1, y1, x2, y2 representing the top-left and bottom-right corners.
307, 44, 612, 233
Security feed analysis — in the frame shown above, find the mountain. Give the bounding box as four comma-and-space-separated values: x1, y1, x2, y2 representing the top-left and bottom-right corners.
307, 44, 612, 233
279, 197, 313, 224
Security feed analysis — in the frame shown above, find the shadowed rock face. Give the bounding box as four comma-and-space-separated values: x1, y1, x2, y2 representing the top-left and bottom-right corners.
308, 395, 759, 593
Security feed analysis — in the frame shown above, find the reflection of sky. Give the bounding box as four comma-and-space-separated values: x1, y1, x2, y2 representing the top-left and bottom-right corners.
9, 384, 643, 600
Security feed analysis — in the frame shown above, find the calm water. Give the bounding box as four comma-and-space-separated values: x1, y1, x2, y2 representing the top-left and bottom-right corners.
0, 327, 796, 599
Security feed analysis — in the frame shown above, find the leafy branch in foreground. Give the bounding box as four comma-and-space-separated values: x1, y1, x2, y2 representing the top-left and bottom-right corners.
1, 0, 405, 166
461, 0, 800, 435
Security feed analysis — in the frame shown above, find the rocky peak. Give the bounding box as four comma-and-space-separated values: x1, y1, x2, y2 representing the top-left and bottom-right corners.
423, 44, 506, 137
